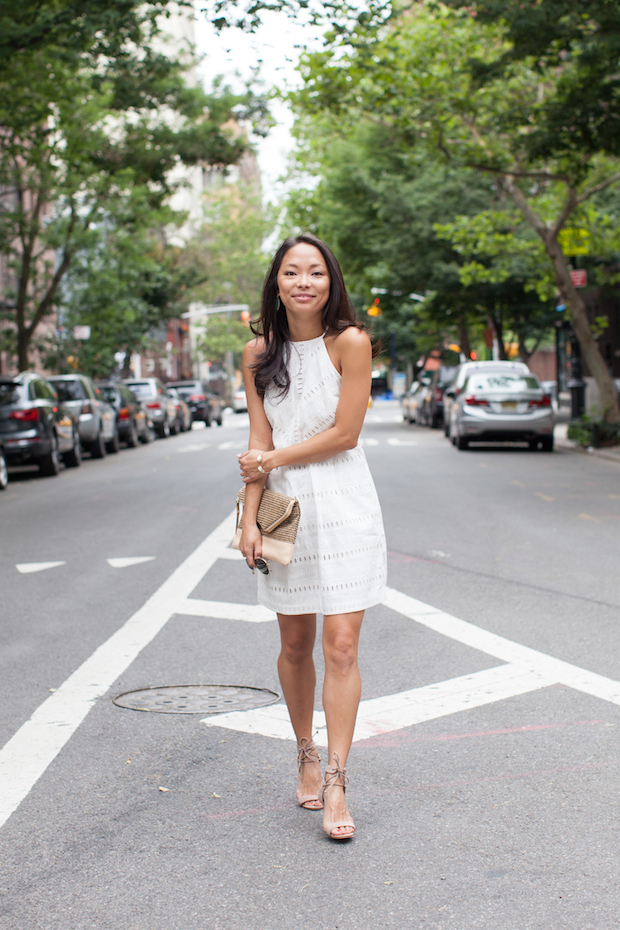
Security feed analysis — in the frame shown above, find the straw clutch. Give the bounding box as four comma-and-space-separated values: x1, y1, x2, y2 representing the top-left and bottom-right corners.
232, 487, 301, 565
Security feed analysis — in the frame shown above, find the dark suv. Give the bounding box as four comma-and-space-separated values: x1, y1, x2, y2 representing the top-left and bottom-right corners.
0, 372, 81, 476
97, 382, 152, 446
167, 380, 224, 426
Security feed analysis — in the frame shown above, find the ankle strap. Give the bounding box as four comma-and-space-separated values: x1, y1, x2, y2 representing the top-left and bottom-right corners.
297, 737, 320, 766
323, 751, 349, 792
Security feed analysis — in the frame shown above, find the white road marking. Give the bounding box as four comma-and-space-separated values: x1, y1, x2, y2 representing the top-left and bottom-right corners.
177, 598, 276, 623
107, 557, 156, 568
359, 438, 379, 447
387, 438, 418, 446
219, 548, 245, 560
217, 441, 247, 450
16, 562, 66, 574
383, 588, 620, 706
176, 444, 210, 454
0, 510, 237, 830
202, 664, 552, 745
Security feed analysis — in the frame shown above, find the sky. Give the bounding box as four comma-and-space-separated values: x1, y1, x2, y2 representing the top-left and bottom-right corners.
193, 7, 324, 201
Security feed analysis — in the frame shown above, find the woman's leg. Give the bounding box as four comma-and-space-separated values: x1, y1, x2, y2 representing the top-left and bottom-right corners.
321, 610, 365, 835
277, 612, 322, 806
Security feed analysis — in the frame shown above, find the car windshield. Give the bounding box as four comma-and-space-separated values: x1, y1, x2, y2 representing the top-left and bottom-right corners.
0, 382, 22, 405
49, 379, 85, 401
466, 374, 540, 393
98, 387, 117, 404
126, 382, 154, 399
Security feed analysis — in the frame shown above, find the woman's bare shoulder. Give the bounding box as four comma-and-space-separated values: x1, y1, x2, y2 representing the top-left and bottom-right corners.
333, 325, 371, 352
243, 336, 266, 363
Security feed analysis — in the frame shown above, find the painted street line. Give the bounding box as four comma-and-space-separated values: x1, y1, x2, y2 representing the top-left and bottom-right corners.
359, 438, 379, 447
383, 588, 620, 707
15, 561, 66, 574
0, 510, 237, 830
177, 598, 276, 624
387, 438, 418, 446
107, 557, 156, 568
219, 548, 245, 561
176, 444, 210, 454
202, 663, 552, 745
217, 441, 247, 450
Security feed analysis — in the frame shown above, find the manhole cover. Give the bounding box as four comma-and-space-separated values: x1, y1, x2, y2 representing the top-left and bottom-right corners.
112, 684, 280, 715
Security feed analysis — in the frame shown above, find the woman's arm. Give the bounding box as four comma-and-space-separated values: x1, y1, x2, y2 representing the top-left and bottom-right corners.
238, 327, 371, 482
238, 339, 273, 565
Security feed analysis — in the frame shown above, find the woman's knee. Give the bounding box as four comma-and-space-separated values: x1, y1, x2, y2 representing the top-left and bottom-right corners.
279, 617, 316, 666
323, 632, 358, 675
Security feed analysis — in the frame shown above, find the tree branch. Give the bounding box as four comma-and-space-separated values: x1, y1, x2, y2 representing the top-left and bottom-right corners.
577, 170, 620, 204
501, 174, 550, 242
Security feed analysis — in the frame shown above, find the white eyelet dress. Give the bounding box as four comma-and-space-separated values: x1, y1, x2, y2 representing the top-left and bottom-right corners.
256, 333, 387, 615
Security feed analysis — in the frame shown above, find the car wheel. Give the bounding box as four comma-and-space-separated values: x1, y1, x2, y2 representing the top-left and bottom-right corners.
105, 428, 120, 454
63, 430, 82, 468
0, 450, 8, 489
431, 412, 441, 429
541, 436, 554, 452
217, 414, 223, 426
126, 422, 139, 448
89, 428, 107, 458
157, 420, 170, 439
39, 433, 61, 476
457, 434, 469, 450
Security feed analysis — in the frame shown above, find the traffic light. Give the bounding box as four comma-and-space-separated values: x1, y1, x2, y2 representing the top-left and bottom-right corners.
367, 297, 382, 317
240, 310, 250, 326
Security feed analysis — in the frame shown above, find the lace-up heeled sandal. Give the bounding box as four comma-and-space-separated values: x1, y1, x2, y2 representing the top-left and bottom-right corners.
320, 751, 355, 839
296, 737, 323, 810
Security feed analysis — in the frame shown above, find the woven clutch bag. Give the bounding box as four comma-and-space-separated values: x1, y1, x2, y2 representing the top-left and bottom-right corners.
232, 486, 301, 565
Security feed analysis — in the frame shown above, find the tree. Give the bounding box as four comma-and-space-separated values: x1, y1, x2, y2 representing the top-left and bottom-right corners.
286, 117, 557, 370
0, 5, 268, 370
293, 1, 620, 420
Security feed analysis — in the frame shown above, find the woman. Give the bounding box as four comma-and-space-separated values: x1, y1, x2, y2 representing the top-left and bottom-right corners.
237, 234, 387, 840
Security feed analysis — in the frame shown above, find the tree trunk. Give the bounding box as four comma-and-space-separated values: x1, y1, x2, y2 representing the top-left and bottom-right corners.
546, 239, 620, 423
491, 313, 508, 359
457, 313, 471, 360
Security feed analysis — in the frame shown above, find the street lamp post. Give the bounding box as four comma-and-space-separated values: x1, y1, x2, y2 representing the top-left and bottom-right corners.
181, 303, 249, 406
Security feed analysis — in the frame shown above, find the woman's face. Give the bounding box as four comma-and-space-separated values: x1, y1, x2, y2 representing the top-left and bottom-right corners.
276, 243, 331, 321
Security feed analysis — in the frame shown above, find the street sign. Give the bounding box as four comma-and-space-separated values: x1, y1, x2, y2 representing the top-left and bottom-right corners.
570, 269, 587, 288
558, 227, 591, 256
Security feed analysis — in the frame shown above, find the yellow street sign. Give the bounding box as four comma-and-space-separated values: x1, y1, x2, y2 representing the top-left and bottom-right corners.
558, 227, 591, 256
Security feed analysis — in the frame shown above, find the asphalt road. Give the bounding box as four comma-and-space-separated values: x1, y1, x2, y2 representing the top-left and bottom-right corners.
1, 403, 620, 930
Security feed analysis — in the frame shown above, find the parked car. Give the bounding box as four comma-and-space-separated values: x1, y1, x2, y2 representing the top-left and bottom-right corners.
97, 382, 152, 447
0, 372, 81, 476
0, 438, 9, 489
232, 387, 247, 413
448, 369, 554, 450
167, 379, 224, 426
443, 360, 531, 437
402, 379, 431, 425
48, 373, 116, 457
418, 366, 457, 428
122, 378, 177, 438
167, 387, 192, 433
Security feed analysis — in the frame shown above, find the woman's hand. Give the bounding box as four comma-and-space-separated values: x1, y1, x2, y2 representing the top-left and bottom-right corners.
237, 449, 272, 484
239, 522, 262, 568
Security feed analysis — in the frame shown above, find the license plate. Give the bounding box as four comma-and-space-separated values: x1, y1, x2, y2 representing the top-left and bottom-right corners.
501, 401, 517, 410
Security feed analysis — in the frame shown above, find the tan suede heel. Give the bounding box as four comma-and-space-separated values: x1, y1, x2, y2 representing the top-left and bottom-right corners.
296, 738, 323, 810
320, 752, 355, 839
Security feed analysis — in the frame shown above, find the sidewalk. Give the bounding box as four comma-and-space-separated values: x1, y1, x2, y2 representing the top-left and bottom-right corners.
555, 422, 620, 464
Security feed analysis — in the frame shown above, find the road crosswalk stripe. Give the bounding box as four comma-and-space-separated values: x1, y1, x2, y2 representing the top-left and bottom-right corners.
177, 598, 276, 623
201, 664, 552, 745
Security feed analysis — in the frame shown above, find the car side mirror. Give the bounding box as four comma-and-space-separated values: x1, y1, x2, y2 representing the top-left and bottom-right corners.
445, 389, 455, 399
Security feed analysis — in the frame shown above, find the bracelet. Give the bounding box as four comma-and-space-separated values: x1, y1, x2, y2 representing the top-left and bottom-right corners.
257, 453, 267, 475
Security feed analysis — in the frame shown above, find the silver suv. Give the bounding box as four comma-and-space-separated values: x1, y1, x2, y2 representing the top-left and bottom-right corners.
48, 374, 117, 458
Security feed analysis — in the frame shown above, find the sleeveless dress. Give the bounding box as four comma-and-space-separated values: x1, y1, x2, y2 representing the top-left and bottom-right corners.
256, 333, 387, 615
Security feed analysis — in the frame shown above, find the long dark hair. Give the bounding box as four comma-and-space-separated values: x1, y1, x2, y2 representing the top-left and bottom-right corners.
250, 233, 373, 397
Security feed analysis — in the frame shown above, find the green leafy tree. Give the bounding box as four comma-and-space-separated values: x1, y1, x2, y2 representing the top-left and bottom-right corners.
293, 1, 620, 420
0, 5, 268, 370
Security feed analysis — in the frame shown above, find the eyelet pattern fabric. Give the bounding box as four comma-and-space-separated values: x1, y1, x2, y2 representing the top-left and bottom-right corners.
258, 334, 387, 615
